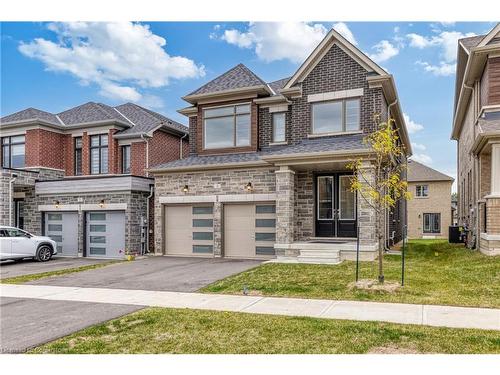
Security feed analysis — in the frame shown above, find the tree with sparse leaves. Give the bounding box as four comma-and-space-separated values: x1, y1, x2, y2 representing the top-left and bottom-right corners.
348, 118, 411, 283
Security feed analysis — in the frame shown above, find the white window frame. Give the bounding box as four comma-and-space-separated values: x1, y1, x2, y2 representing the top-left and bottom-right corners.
272, 112, 286, 143
416, 184, 429, 198
311, 98, 361, 135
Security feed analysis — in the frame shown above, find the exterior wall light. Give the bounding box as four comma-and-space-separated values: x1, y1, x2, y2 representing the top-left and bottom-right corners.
245, 182, 253, 192
182, 185, 189, 193
99, 199, 105, 208
54, 200, 60, 209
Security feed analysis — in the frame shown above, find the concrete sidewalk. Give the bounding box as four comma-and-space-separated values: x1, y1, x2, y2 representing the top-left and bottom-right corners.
1, 284, 499, 331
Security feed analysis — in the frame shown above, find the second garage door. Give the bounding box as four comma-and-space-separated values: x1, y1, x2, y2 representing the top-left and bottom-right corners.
165, 204, 214, 257
85, 211, 125, 258
224, 203, 276, 259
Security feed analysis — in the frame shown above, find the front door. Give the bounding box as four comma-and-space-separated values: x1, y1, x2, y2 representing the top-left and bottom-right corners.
315, 174, 357, 238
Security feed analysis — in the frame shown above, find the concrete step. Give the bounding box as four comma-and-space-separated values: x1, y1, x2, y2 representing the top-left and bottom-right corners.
298, 250, 341, 257
296, 256, 342, 265
297, 249, 341, 265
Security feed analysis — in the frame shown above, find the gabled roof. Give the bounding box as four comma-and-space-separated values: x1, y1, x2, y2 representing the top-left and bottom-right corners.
267, 77, 290, 95
0, 107, 61, 126
407, 160, 454, 182
186, 63, 268, 97
283, 28, 387, 90
459, 35, 484, 53
1, 102, 187, 137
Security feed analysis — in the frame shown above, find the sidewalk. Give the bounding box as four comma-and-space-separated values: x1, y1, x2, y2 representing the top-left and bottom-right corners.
2, 284, 499, 330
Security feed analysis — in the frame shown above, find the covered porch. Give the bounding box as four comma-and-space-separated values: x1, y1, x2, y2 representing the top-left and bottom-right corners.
263, 152, 380, 264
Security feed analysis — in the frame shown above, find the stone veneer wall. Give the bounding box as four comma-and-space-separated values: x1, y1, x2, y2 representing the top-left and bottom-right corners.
154, 167, 277, 255
22, 191, 149, 255
294, 171, 314, 241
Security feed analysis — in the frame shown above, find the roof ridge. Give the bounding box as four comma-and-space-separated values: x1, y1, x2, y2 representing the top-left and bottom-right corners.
112, 106, 136, 127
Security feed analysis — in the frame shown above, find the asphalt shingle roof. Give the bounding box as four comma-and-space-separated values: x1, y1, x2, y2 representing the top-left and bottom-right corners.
187, 64, 267, 96
407, 160, 454, 182
0, 107, 61, 125
152, 133, 368, 170
1, 102, 187, 136
267, 77, 290, 95
459, 35, 485, 52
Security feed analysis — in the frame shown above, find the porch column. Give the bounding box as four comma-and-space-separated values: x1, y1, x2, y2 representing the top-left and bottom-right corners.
491, 143, 500, 196
275, 165, 295, 244
357, 162, 377, 249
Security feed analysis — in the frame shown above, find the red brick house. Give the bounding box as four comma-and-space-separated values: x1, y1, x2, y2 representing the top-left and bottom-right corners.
0, 102, 188, 258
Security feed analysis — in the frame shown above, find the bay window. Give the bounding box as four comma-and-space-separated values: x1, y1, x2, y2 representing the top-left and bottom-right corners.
2, 135, 25, 168
90, 134, 108, 174
311, 98, 360, 134
272, 112, 286, 143
204, 104, 251, 149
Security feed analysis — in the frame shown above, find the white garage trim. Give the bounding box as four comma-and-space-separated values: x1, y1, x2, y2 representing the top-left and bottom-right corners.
38, 203, 127, 211
38, 204, 80, 211
159, 193, 276, 204
218, 193, 277, 202
160, 195, 217, 204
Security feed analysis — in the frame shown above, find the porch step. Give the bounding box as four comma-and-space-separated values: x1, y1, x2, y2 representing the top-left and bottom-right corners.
297, 249, 341, 265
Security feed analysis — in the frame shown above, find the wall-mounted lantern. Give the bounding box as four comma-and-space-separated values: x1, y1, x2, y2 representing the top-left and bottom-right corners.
245, 182, 253, 192
182, 185, 189, 193
54, 200, 60, 209
99, 199, 105, 208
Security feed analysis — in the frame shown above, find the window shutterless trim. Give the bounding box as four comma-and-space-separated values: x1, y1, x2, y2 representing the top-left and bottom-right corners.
271, 112, 286, 143
310, 98, 361, 135
202, 103, 252, 150
1, 135, 25, 169
121, 145, 131, 174
74, 136, 82, 176
89, 134, 109, 175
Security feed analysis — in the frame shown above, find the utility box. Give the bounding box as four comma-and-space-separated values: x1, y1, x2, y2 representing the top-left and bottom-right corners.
449, 226, 461, 243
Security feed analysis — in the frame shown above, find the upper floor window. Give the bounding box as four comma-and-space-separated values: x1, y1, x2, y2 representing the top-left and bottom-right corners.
203, 104, 251, 149
90, 134, 108, 174
311, 98, 360, 135
121, 145, 131, 174
416, 185, 429, 197
272, 112, 286, 143
2, 135, 25, 169
74, 137, 82, 176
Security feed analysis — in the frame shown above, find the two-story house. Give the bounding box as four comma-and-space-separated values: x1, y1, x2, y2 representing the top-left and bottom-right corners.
150, 28, 411, 263
407, 160, 454, 239
0, 102, 188, 258
452, 23, 500, 255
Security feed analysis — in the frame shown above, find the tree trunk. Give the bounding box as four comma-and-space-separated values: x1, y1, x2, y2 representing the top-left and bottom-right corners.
376, 205, 385, 283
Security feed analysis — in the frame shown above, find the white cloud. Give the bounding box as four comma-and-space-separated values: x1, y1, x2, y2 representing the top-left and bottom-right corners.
368, 40, 399, 63
18, 22, 205, 103
219, 22, 328, 63
404, 113, 424, 134
416, 61, 456, 77
407, 29, 475, 77
411, 153, 433, 164
411, 142, 426, 151
332, 22, 357, 46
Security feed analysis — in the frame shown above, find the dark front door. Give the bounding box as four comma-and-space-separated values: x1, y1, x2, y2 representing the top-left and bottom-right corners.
14, 199, 24, 229
315, 174, 357, 238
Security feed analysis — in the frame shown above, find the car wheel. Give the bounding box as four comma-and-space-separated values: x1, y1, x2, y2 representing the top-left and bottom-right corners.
36, 245, 53, 262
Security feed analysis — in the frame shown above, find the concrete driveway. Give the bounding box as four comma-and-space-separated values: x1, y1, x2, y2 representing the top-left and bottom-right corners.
0, 257, 111, 279
26, 256, 262, 292
1, 256, 261, 352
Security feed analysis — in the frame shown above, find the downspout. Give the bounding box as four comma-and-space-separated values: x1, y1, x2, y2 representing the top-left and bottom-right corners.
141, 133, 151, 177
145, 184, 154, 255
8, 174, 18, 227
179, 132, 188, 159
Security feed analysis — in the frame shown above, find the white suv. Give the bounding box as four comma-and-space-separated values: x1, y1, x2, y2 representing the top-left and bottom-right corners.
0, 226, 57, 262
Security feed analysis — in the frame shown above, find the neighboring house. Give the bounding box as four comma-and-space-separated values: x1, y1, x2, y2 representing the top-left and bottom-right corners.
0, 102, 188, 258
452, 23, 500, 255
150, 28, 411, 263
407, 160, 454, 239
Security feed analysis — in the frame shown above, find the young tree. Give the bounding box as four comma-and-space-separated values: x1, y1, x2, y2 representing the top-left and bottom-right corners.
348, 118, 411, 283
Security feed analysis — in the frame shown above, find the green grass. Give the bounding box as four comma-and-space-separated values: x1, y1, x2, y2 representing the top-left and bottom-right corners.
30, 307, 500, 354
202, 240, 500, 308
0, 261, 120, 284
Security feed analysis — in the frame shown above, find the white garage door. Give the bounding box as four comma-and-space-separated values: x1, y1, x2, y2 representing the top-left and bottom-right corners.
85, 211, 125, 258
224, 203, 276, 259
164, 204, 214, 257
44, 212, 78, 256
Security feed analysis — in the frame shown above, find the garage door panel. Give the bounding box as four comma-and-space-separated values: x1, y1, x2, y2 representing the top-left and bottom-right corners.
86, 211, 125, 259
165, 204, 214, 257
224, 203, 276, 259
44, 212, 78, 257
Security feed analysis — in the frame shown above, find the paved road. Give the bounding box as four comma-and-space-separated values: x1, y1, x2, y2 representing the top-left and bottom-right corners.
26, 256, 262, 292
0, 257, 111, 279
0, 297, 141, 353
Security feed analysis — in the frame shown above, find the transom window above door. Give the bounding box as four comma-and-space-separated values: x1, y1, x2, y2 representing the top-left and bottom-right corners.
311, 98, 360, 135
203, 104, 251, 149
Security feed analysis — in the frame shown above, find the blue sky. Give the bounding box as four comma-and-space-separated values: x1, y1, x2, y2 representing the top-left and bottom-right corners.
1, 21, 497, 188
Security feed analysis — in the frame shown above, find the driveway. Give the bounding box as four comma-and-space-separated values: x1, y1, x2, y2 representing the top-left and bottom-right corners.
0, 257, 111, 279
26, 256, 262, 292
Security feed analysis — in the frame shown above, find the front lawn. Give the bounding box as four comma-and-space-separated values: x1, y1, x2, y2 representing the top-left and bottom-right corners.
30, 307, 500, 354
202, 240, 500, 308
